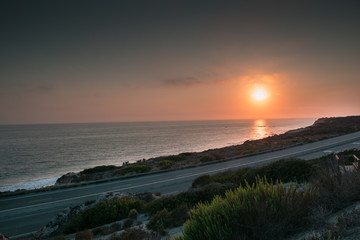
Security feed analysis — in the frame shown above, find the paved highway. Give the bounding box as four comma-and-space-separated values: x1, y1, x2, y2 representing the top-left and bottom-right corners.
1, 131, 360, 237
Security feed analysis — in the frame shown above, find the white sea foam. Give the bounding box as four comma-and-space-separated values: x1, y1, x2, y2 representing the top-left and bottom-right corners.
0, 176, 61, 192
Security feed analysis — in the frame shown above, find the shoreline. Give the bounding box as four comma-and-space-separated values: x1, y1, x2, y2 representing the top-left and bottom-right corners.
55, 116, 360, 186
2, 116, 360, 193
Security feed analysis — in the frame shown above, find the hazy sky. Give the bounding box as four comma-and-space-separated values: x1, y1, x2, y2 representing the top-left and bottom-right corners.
1, 0, 359, 124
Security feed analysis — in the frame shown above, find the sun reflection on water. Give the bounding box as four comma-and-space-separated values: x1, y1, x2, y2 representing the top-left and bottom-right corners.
251, 119, 270, 140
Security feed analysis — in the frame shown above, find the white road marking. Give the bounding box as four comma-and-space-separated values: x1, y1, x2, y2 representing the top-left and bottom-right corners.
352, 142, 360, 145
323, 150, 333, 153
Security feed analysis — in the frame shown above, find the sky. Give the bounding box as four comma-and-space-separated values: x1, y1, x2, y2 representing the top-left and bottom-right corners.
1, 0, 359, 124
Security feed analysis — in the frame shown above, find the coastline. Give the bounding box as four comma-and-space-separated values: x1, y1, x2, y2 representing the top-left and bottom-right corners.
54, 116, 360, 187
1, 119, 313, 192
2, 116, 360, 193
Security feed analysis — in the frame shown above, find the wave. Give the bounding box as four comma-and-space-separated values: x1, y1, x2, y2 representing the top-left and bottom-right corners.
0, 176, 61, 192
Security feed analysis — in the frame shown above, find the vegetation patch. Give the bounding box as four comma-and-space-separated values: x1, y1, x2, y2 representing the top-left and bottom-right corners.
199, 155, 215, 163
147, 204, 189, 234
180, 177, 319, 240
57, 149, 360, 239
157, 160, 174, 169
80, 165, 119, 175
116, 164, 152, 176
192, 158, 316, 188
63, 197, 145, 233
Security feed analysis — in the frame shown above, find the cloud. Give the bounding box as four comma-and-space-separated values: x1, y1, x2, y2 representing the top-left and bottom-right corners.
163, 71, 235, 88
163, 76, 205, 87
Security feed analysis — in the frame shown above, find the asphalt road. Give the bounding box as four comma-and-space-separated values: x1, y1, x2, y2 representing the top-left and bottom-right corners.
1, 131, 360, 238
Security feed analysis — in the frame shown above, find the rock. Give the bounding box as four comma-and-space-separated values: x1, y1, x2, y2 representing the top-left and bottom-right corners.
0, 234, 9, 240
55, 172, 82, 185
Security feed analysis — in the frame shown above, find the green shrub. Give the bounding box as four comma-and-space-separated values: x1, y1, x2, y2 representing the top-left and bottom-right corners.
63, 198, 145, 234
128, 209, 138, 219
147, 204, 189, 233
311, 156, 360, 211
257, 158, 314, 182
191, 158, 315, 189
158, 160, 174, 169
81, 165, 118, 175
243, 149, 256, 154
116, 164, 152, 176
182, 177, 319, 240
191, 175, 211, 188
145, 183, 229, 215
199, 156, 214, 163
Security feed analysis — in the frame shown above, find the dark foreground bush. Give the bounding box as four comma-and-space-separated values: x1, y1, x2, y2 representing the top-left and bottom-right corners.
147, 204, 189, 233
146, 182, 229, 215
63, 197, 145, 233
192, 158, 315, 188
311, 157, 360, 211
180, 177, 319, 240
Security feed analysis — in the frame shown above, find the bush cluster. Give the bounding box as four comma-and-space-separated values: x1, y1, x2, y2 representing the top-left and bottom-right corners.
311, 156, 360, 210
116, 163, 152, 176
181, 177, 319, 240
156, 153, 188, 162
63, 197, 145, 233
157, 160, 174, 169
192, 158, 316, 188
146, 183, 229, 215
147, 204, 189, 234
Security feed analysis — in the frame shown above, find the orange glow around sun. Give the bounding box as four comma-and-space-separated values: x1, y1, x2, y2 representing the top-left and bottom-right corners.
252, 88, 268, 101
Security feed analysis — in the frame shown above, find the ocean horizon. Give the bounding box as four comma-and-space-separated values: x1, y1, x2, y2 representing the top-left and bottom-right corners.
0, 118, 315, 192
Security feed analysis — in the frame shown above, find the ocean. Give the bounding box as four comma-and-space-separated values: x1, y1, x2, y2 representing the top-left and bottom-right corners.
0, 118, 315, 192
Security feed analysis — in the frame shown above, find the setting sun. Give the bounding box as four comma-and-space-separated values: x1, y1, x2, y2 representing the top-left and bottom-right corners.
252, 89, 268, 101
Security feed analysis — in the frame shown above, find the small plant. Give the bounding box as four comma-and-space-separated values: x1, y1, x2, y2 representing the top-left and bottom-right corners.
158, 160, 174, 169
191, 174, 211, 188
128, 208, 138, 219
116, 163, 152, 175
199, 155, 214, 163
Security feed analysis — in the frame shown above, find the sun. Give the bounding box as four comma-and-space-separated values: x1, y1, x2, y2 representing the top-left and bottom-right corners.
252, 89, 268, 101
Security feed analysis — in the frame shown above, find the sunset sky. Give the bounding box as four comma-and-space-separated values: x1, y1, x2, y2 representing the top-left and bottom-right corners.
1, 1, 359, 124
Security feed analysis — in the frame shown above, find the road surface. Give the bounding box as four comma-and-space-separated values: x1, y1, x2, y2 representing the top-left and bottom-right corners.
1, 131, 360, 237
